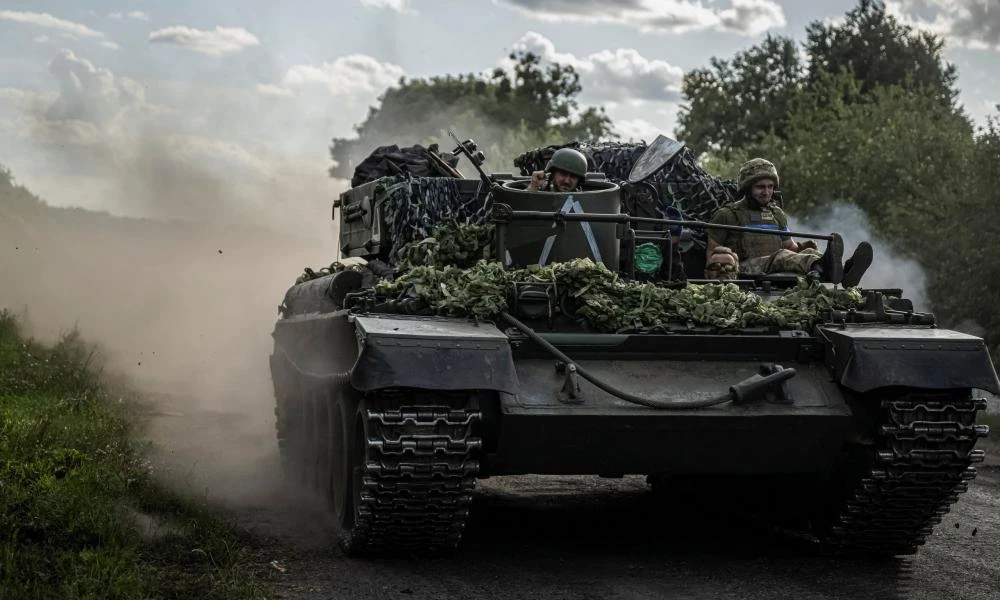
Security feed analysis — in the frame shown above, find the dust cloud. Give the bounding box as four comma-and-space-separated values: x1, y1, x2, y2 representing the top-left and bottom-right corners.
1, 173, 341, 509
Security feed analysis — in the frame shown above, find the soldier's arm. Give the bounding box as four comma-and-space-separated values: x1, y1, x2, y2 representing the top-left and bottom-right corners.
775, 210, 800, 251
781, 238, 800, 251
705, 210, 735, 259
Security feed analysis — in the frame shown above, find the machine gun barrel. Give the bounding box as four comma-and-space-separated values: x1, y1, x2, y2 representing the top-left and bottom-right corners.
448, 130, 495, 190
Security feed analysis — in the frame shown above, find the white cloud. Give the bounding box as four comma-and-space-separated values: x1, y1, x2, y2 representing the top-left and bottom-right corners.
45, 49, 144, 123
613, 117, 666, 142
888, 0, 1000, 51
108, 11, 150, 21
506, 32, 684, 102
281, 54, 405, 96
0, 87, 56, 113
493, 0, 785, 35
0, 9, 119, 46
359, 0, 413, 11
255, 83, 295, 98
148, 26, 260, 56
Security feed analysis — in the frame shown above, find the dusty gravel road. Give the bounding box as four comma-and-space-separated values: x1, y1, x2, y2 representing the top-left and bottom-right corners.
146, 398, 999, 600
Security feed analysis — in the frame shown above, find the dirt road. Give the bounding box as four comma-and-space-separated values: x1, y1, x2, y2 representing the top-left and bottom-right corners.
146, 400, 1000, 600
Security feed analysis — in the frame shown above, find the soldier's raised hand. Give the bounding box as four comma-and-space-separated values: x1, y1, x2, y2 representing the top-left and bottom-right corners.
528, 170, 546, 191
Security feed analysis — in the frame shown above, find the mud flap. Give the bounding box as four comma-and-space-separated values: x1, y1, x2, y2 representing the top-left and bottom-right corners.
349, 315, 518, 393
820, 326, 1000, 394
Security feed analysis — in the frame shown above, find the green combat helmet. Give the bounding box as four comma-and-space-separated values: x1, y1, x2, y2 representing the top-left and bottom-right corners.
738, 158, 779, 195
545, 147, 589, 179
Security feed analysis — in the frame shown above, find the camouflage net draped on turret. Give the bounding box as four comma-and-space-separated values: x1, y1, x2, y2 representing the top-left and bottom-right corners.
513, 141, 740, 223
400, 223, 495, 269
374, 258, 864, 332
373, 176, 490, 264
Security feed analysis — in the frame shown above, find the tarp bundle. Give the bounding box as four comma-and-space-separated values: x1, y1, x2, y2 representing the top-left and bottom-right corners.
375, 258, 865, 332
350, 143, 460, 187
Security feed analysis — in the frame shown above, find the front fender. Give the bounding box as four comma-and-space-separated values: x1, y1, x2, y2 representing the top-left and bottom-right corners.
820, 325, 1000, 394
350, 314, 519, 393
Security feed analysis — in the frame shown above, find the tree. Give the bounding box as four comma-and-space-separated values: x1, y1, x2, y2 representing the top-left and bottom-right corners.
677, 1, 964, 159
328, 51, 612, 179
941, 111, 1000, 354
804, 0, 959, 110
676, 35, 803, 157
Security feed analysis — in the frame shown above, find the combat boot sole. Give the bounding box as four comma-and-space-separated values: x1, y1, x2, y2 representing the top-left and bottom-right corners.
821, 233, 844, 285
842, 241, 874, 288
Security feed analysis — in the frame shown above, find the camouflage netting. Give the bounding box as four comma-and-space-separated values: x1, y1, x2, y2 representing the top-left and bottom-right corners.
513, 141, 741, 223
375, 257, 865, 332
373, 176, 489, 264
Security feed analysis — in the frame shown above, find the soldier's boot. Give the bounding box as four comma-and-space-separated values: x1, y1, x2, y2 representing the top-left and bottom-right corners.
841, 242, 874, 288
815, 233, 844, 284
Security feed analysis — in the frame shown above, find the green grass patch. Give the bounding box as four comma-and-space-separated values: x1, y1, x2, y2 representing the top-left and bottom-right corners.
0, 310, 272, 599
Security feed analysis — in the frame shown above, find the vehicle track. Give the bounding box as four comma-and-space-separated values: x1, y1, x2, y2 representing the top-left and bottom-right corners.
145, 401, 1000, 600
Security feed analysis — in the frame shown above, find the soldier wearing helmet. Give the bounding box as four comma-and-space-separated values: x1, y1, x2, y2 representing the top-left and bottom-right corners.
706, 158, 873, 287
527, 147, 588, 193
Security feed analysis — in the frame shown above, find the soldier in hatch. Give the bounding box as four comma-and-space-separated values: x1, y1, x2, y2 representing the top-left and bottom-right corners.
527, 147, 588, 192
704, 246, 740, 281
705, 158, 874, 287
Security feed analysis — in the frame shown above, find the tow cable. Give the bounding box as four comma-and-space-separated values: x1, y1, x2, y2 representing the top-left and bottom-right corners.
501, 311, 796, 410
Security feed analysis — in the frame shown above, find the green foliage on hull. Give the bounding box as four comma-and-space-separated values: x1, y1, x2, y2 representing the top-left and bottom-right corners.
375, 258, 864, 332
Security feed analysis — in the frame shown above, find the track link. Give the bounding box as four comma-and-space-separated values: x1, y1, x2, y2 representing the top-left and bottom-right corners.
823, 391, 989, 555
345, 391, 482, 555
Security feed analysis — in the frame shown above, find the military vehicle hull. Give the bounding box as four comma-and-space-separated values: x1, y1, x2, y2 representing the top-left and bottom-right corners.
271, 309, 997, 556
271, 155, 995, 557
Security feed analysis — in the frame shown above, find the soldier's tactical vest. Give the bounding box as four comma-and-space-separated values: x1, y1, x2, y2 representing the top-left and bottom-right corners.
723, 199, 787, 260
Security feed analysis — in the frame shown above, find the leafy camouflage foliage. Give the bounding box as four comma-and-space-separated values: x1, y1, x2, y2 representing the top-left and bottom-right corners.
401, 223, 495, 269
375, 258, 864, 332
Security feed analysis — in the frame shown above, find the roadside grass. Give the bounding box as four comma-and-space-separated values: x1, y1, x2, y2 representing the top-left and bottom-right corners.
0, 310, 272, 599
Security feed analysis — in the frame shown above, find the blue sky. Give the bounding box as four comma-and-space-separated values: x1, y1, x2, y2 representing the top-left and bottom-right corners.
1, 0, 997, 229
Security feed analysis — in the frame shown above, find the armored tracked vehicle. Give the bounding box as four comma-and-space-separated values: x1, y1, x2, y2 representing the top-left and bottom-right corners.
269, 137, 998, 557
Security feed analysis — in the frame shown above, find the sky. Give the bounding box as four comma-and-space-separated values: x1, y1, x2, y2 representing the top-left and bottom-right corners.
1, 0, 998, 229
